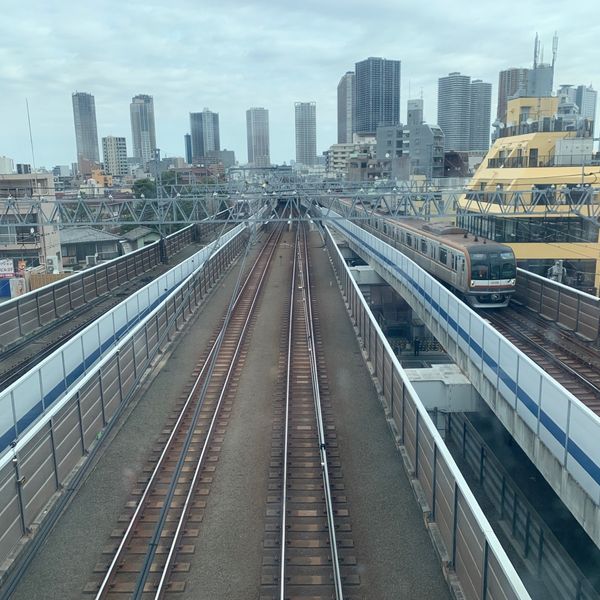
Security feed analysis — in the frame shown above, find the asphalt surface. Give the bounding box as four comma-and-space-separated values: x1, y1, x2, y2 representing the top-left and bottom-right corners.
8, 226, 451, 599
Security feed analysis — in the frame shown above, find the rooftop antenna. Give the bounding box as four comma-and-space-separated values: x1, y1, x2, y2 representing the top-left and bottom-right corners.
420, 87, 424, 100
533, 32, 539, 69
552, 31, 559, 68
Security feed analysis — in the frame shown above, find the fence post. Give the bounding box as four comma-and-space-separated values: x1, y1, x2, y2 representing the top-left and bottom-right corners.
452, 483, 459, 567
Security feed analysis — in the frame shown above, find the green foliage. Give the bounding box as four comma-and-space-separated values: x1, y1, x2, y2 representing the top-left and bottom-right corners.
133, 178, 156, 198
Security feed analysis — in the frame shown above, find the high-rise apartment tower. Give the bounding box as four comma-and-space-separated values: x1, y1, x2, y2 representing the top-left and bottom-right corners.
354, 57, 401, 135
246, 107, 270, 167
130, 95, 156, 166
72, 92, 100, 169
295, 102, 317, 167
437, 73, 472, 151
438, 73, 491, 151
497, 68, 529, 123
337, 72, 355, 143
469, 80, 492, 152
190, 109, 220, 161
102, 136, 128, 177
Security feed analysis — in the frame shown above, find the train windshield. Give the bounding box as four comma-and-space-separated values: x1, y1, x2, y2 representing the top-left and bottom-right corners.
471, 251, 515, 280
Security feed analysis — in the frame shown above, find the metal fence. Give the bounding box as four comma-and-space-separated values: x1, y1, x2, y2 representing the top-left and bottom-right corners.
0, 224, 196, 351
329, 213, 600, 549
447, 412, 598, 600
515, 268, 600, 343
324, 224, 530, 600
0, 226, 249, 570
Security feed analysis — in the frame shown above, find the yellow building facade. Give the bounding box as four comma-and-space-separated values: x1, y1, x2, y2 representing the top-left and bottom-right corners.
458, 98, 600, 292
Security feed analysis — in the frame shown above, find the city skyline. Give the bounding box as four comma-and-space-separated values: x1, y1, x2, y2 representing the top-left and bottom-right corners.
1, 1, 598, 168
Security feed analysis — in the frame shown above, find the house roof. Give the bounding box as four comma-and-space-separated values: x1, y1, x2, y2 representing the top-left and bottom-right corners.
121, 226, 158, 241
60, 227, 123, 245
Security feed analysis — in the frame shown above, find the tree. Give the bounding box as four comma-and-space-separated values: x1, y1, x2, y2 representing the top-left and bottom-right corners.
133, 178, 156, 198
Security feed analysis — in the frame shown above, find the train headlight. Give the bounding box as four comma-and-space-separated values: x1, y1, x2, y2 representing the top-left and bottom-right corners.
509, 279, 516, 285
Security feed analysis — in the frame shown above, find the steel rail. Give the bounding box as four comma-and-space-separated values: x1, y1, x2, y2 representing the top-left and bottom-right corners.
485, 311, 600, 397
94, 225, 276, 598
153, 225, 282, 598
278, 226, 299, 599
298, 224, 344, 599
133, 226, 281, 597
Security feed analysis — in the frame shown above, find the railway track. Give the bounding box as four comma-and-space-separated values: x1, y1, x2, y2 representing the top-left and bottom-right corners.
482, 307, 600, 411
261, 225, 359, 599
87, 225, 280, 598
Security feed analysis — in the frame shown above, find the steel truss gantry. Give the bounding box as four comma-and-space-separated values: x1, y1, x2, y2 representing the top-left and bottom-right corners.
1, 178, 600, 227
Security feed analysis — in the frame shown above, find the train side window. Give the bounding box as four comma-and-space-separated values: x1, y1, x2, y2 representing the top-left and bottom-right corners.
406, 233, 412, 247
439, 247, 448, 264
451, 254, 457, 270
420, 239, 428, 253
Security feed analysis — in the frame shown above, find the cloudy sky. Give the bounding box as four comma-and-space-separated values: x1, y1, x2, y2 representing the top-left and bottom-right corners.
1, 0, 598, 168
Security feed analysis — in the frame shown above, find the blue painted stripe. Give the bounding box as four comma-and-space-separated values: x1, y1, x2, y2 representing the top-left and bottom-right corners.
0, 426, 16, 452
66, 364, 84, 387
16, 402, 44, 435
4, 275, 190, 453
335, 220, 600, 487
567, 439, 600, 485
483, 352, 497, 371
517, 386, 539, 418
470, 339, 483, 357
498, 368, 516, 395
44, 380, 66, 408
540, 410, 567, 446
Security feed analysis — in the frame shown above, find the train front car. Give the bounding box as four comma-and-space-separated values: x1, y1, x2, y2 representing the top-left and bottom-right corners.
466, 244, 516, 308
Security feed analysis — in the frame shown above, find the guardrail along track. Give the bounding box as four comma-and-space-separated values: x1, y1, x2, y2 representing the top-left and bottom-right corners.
482, 307, 600, 410
0, 228, 207, 392
87, 225, 280, 598
261, 225, 359, 599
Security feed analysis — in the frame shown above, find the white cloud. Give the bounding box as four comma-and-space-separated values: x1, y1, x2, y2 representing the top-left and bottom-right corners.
0, 0, 598, 167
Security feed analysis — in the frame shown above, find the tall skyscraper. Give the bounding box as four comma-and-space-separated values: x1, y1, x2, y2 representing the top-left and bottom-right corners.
576, 85, 597, 124
438, 73, 491, 152
102, 136, 128, 177
469, 80, 492, 152
184, 133, 192, 164
190, 109, 220, 161
72, 92, 99, 169
246, 107, 270, 167
437, 73, 471, 151
497, 68, 529, 122
337, 72, 355, 143
130, 95, 156, 166
354, 57, 401, 135
295, 102, 317, 167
